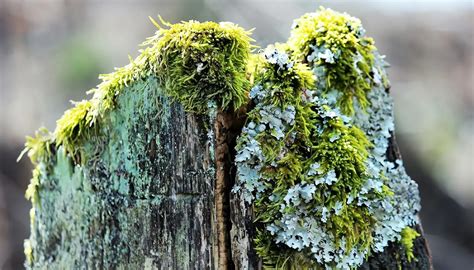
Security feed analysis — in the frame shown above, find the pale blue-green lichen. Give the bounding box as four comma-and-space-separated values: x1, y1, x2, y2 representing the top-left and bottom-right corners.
234, 46, 380, 269
234, 8, 421, 269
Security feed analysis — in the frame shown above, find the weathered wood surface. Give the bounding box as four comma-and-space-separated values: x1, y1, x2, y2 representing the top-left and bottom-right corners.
30, 79, 219, 269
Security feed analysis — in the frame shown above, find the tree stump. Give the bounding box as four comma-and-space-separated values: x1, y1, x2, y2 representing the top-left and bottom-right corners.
22, 8, 432, 270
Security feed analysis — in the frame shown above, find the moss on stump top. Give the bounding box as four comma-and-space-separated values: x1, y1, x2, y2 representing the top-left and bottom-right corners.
21, 19, 254, 166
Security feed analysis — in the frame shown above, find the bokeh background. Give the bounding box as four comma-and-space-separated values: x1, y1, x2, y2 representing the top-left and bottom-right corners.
0, 0, 472, 269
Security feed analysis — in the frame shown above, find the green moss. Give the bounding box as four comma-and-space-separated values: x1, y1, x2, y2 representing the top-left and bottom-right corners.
55, 100, 93, 164
287, 7, 379, 115
24, 239, 33, 265
18, 128, 52, 206
400, 227, 420, 262
152, 18, 254, 113
18, 127, 53, 165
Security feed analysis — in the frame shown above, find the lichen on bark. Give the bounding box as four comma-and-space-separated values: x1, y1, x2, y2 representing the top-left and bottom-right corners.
231, 8, 430, 269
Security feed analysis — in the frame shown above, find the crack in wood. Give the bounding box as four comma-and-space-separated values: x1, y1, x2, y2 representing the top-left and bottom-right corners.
214, 108, 247, 269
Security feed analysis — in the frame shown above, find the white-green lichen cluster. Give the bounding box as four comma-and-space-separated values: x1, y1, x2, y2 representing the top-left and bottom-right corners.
234, 8, 421, 269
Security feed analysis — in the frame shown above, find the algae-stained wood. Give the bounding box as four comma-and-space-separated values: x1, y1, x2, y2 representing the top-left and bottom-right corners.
27, 77, 218, 269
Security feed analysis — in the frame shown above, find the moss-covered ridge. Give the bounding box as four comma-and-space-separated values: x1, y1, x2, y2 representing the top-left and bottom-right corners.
21, 19, 254, 168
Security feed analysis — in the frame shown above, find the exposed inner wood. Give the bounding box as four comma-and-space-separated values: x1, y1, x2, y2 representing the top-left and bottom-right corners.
214, 108, 247, 269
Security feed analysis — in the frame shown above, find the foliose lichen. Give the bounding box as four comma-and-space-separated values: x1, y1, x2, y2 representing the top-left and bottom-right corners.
234, 46, 383, 269
234, 8, 421, 269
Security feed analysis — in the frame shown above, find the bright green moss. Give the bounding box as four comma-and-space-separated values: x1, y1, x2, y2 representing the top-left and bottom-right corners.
19, 128, 52, 206
18, 127, 53, 165
25, 166, 41, 205
400, 227, 420, 262
24, 239, 33, 265
287, 7, 379, 115
55, 100, 93, 164
152, 19, 254, 113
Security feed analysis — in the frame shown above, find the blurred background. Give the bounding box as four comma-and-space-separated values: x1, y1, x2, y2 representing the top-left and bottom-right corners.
0, 0, 472, 269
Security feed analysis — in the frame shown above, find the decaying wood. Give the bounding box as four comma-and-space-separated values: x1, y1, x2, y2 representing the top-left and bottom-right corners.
214, 109, 235, 269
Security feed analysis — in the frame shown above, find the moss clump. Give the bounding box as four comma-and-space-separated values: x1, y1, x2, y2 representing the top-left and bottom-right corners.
24, 239, 33, 265
152, 19, 254, 113
19, 127, 53, 166
18, 128, 53, 206
400, 227, 420, 262
287, 7, 381, 115
55, 100, 93, 164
